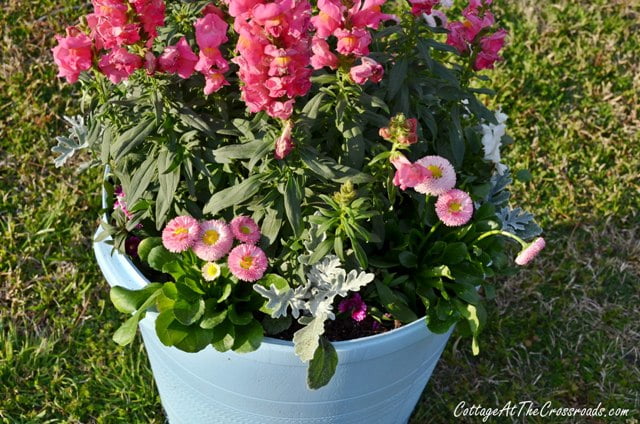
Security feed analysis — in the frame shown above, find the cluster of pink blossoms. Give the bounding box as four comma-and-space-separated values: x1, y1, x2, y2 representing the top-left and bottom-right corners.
310, 0, 395, 84
338, 293, 367, 322
52, 0, 166, 84
390, 153, 474, 227
162, 215, 268, 282
228, 0, 313, 120
445, 0, 507, 70
379, 114, 419, 146
53, 2, 231, 95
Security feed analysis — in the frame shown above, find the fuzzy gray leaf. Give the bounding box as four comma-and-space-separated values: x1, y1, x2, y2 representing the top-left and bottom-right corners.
293, 314, 327, 362
52, 115, 89, 167
497, 207, 542, 240
252, 284, 295, 319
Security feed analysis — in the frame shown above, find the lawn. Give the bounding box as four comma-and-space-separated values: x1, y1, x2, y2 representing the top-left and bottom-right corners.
1, 0, 638, 423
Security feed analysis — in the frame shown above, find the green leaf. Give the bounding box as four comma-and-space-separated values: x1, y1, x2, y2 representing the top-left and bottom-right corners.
307, 337, 338, 390
398, 251, 418, 268
155, 149, 180, 229
173, 326, 214, 353
200, 303, 228, 329
284, 176, 302, 237
125, 153, 156, 206
137, 237, 162, 263
343, 122, 365, 169
262, 316, 292, 335
112, 288, 161, 346
228, 305, 254, 326
110, 283, 163, 314
261, 205, 283, 247
111, 116, 156, 160
212, 139, 270, 163
173, 298, 205, 325
155, 309, 189, 346
387, 58, 408, 100
232, 320, 264, 353
203, 174, 262, 215
425, 265, 454, 280
307, 238, 334, 265
375, 281, 418, 323
442, 243, 468, 265
301, 92, 326, 120
147, 245, 179, 272
211, 319, 235, 352
112, 314, 140, 346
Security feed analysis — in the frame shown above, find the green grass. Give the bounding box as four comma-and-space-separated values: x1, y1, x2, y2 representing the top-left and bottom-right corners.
1, 0, 638, 423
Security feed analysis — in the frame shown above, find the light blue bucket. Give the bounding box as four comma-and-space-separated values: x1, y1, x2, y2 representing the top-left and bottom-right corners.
94, 227, 453, 424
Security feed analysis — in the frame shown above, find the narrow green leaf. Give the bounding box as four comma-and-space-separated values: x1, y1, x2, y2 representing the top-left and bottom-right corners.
112, 117, 156, 160
284, 176, 302, 237
203, 174, 262, 215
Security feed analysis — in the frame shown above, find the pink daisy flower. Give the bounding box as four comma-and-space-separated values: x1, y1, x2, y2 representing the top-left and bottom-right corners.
515, 237, 546, 266
230, 216, 261, 244
162, 216, 200, 253
227, 244, 268, 282
338, 293, 367, 322
435, 189, 474, 227
414, 156, 457, 196
192, 219, 234, 261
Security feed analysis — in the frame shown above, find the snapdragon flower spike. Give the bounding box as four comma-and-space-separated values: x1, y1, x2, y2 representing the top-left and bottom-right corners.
445, 0, 507, 70
194, 10, 230, 94
515, 237, 546, 266
435, 189, 473, 227
162, 216, 200, 253
310, 0, 395, 84
131, 0, 166, 45
231, 0, 313, 120
228, 244, 268, 282
274, 120, 295, 159
52, 27, 94, 83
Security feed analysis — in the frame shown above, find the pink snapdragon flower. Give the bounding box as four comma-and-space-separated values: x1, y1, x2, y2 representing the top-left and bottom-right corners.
414, 155, 456, 196
99, 48, 143, 83
231, 0, 313, 120
349, 57, 384, 85
114, 186, 134, 220
52, 27, 94, 84
87, 15, 141, 50
192, 219, 235, 261
310, 37, 339, 70
228, 244, 269, 282
131, 0, 166, 43
91, 0, 128, 24
194, 11, 230, 94
162, 216, 200, 253
446, 0, 506, 70
408, 0, 440, 16
230, 216, 261, 244
274, 120, 295, 159
159, 37, 199, 79
310, 0, 396, 78
339, 293, 367, 322
390, 154, 432, 191
515, 237, 545, 265
435, 189, 473, 226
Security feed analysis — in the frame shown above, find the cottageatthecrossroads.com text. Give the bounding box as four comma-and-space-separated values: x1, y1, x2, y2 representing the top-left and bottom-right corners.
454, 401, 631, 421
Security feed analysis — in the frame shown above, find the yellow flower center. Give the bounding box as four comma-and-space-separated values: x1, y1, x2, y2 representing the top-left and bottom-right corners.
203, 46, 220, 57
173, 227, 188, 236
273, 56, 292, 67
449, 201, 462, 212
240, 225, 252, 235
427, 165, 443, 178
240, 255, 254, 270
203, 263, 220, 279
203, 229, 220, 245
342, 35, 358, 50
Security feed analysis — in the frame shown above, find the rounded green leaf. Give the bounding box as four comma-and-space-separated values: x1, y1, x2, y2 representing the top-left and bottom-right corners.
232, 320, 264, 353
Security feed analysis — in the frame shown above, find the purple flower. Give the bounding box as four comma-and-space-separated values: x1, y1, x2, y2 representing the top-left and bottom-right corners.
338, 293, 367, 322
125, 235, 141, 257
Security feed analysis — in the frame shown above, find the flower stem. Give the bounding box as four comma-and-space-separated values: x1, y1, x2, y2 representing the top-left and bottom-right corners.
476, 230, 527, 248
